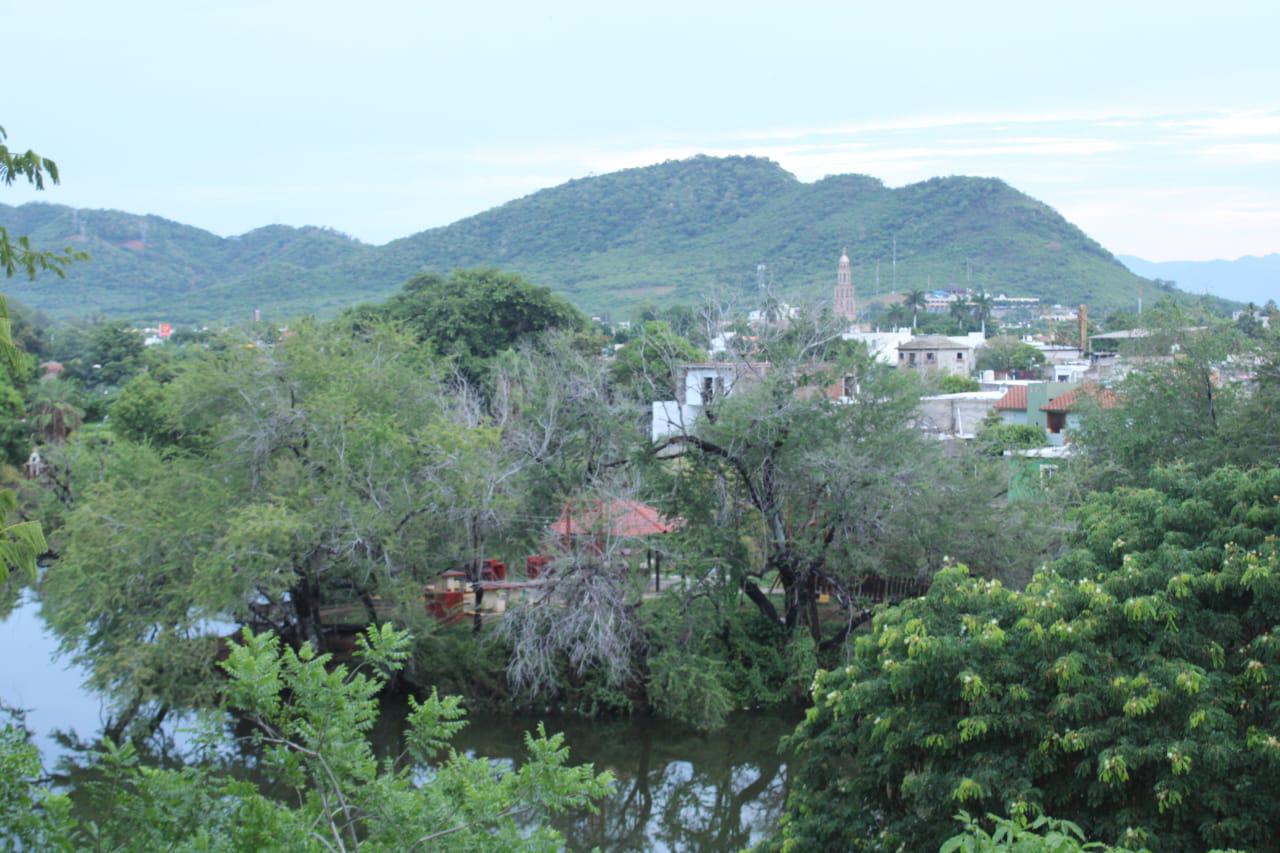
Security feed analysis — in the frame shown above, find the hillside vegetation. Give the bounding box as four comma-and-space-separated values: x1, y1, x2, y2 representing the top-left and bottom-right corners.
2, 156, 1149, 322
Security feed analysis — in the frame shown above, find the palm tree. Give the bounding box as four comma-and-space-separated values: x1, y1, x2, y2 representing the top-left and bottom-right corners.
29, 379, 84, 444
970, 291, 994, 336
885, 303, 911, 329
949, 298, 973, 328
903, 290, 927, 331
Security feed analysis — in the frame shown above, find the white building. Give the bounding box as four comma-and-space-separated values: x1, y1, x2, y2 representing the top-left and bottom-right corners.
651, 362, 768, 442
841, 328, 915, 365
843, 329, 985, 366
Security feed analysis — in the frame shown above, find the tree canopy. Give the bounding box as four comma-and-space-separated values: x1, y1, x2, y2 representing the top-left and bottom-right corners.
351, 267, 585, 381
0, 625, 612, 851
781, 464, 1280, 852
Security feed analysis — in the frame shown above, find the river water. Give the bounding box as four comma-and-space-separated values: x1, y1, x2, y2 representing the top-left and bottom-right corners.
0, 592, 799, 852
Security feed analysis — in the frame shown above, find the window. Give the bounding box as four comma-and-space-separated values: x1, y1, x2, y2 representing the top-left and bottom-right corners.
1040, 464, 1059, 482
701, 376, 715, 403
908, 352, 917, 365
843, 375, 857, 398
926, 352, 935, 362
956, 352, 964, 361
1046, 411, 1067, 434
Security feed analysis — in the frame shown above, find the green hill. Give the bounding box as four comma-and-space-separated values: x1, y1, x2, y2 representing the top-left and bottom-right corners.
1, 156, 1152, 322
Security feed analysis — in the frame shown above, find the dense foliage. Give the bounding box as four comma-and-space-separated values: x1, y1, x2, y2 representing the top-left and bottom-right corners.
42, 323, 533, 722
648, 321, 1050, 653
0, 625, 612, 851
1073, 315, 1280, 490
350, 267, 586, 381
2, 156, 1158, 322
781, 464, 1280, 851
978, 336, 1048, 374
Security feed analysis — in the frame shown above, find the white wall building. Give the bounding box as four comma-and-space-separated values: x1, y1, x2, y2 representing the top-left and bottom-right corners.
841, 328, 915, 364
651, 362, 768, 442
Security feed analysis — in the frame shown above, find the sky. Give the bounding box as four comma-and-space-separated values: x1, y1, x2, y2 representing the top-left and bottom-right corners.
4, 0, 1279, 261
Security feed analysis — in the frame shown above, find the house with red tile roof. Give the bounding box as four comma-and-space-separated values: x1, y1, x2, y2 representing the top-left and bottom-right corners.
993, 384, 1030, 424
1041, 383, 1119, 445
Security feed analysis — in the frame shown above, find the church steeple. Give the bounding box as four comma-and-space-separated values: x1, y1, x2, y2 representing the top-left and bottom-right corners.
833, 247, 856, 323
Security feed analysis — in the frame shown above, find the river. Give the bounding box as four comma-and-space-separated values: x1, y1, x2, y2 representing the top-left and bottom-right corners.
0, 592, 799, 851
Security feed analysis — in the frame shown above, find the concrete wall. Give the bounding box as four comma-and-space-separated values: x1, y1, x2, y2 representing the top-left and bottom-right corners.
651, 401, 701, 442
917, 391, 1004, 438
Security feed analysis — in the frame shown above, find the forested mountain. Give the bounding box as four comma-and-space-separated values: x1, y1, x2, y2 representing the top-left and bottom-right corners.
1119, 253, 1280, 305
2, 156, 1150, 322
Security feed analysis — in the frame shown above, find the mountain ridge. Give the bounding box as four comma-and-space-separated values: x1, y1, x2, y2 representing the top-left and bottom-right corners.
1118, 254, 1279, 306
2, 155, 1156, 322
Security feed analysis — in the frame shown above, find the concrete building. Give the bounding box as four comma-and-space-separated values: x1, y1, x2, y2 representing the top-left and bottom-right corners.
841, 327, 915, 365
917, 391, 1005, 439
897, 335, 974, 377
651, 362, 768, 441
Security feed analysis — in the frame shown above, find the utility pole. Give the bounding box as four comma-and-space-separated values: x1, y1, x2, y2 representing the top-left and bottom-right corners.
891, 236, 897, 293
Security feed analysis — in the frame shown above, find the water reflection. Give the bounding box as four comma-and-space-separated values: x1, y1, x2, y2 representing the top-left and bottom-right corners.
444, 709, 799, 852
3, 595, 799, 852
0, 591, 107, 756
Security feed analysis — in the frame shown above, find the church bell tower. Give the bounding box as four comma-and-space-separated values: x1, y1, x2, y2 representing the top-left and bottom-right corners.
833, 247, 856, 323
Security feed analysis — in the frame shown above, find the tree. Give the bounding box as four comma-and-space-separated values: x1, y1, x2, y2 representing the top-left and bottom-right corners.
941, 811, 1141, 853
609, 320, 704, 399
903, 290, 927, 331
42, 323, 518, 723
781, 464, 1280, 852
109, 373, 171, 444
977, 337, 1046, 375
0, 123, 76, 592
0, 125, 83, 281
1072, 318, 1253, 489
90, 321, 146, 385
28, 379, 85, 444
885, 302, 912, 329
490, 333, 652, 698
353, 268, 585, 381
938, 374, 981, 393
647, 319, 1045, 651
0, 625, 613, 851
971, 291, 994, 336
975, 419, 1047, 456
0, 382, 29, 465
0, 490, 45, 613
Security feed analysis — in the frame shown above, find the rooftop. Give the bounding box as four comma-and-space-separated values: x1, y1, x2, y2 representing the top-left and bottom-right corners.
899, 335, 972, 350
1042, 384, 1119, 412
994, 385, 1028, 411
550, 499, 681, 538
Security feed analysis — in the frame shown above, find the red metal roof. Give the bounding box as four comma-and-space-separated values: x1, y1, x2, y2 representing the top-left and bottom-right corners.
1042, 384, 1119, 412
994, 385, 1028, 411
550, 499, 681, 537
